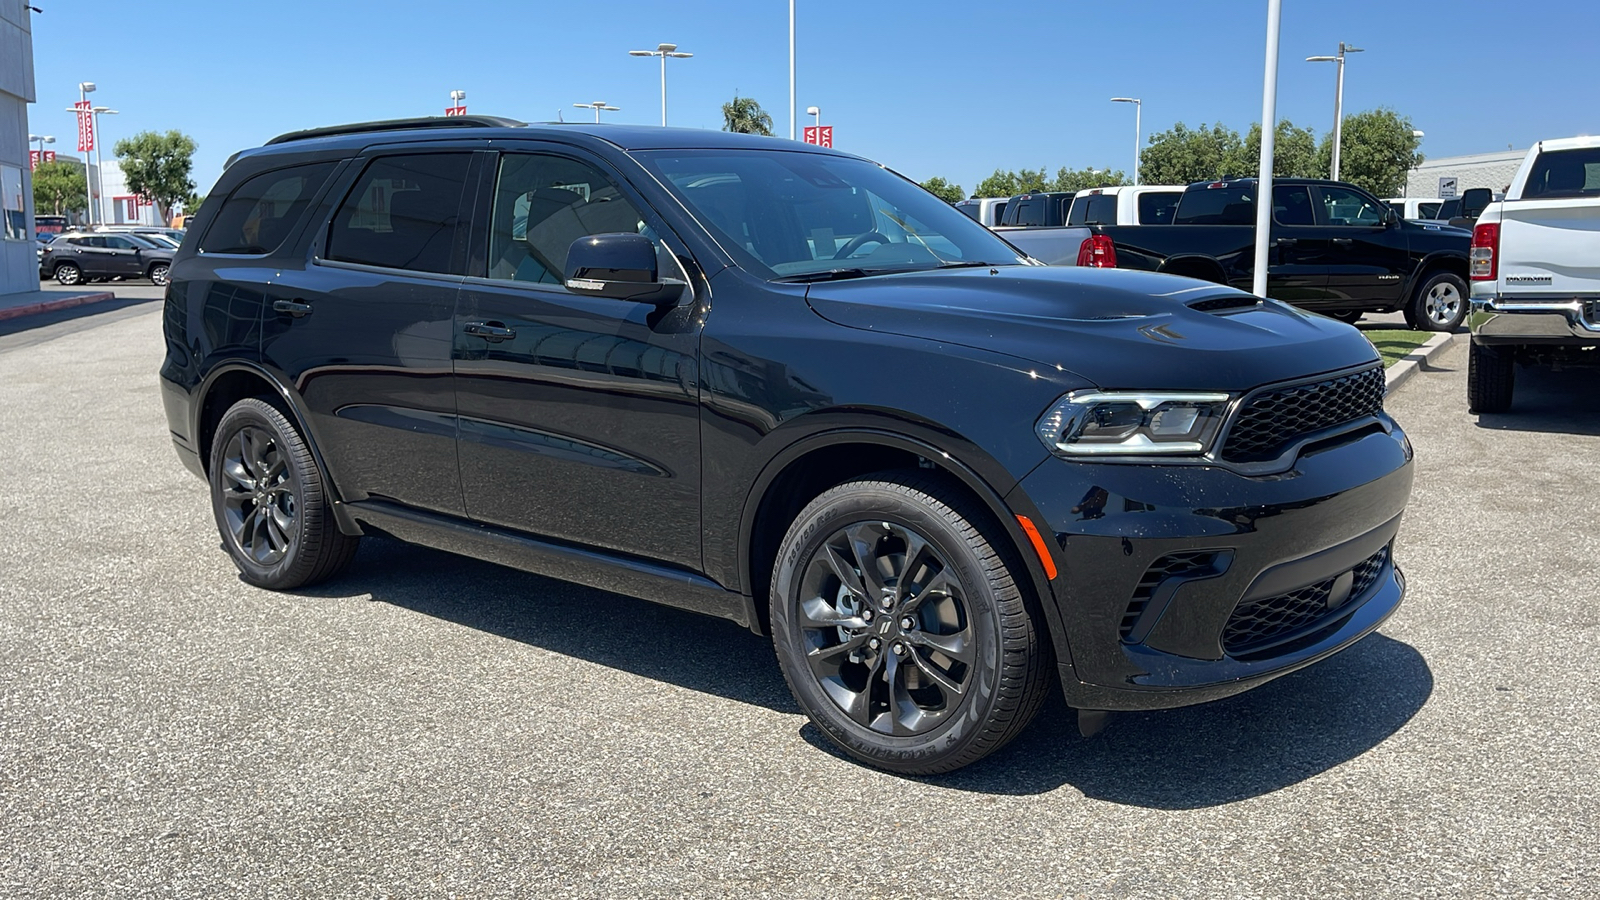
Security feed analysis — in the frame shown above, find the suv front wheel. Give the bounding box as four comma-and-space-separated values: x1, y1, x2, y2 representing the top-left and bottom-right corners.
208, 398, 360, 589
770, 472, 1052, 774
53, 262, 82, 285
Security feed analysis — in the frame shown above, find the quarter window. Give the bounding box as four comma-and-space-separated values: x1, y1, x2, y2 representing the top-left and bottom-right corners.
1137, 191, 1180, 225
326, 154, 471, 274
1271, 186, 1315, 226
487, 153, 666, 286
1523, 147, 1600, 199
201, 162, 338, 255
1318, 187, 1385, 226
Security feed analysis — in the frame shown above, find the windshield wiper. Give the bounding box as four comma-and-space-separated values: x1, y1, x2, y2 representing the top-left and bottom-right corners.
937, 261, 1003, 269
771, 268, 876, 283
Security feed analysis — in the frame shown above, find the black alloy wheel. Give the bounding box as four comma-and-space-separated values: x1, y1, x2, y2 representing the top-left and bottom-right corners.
54, 262, 81, 285
771, 472, 1052, 774
148, 262, 171, 286
209, 398, 359, 589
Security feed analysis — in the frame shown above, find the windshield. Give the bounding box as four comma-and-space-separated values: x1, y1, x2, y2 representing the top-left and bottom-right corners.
633, 150, 1025, 280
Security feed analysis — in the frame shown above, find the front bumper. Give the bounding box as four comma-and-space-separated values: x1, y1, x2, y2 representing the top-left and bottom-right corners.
1469, 293, 1600, 346
1012, 419, 1413, 711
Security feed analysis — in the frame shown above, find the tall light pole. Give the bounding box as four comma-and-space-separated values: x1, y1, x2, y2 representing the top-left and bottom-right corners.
28, 134, 55, 157
806, 105, 820, 129
628, 42, 693, 126
573, 101, 620, 123
449, 89, 466, 114
1307, 42, 1363, 182
1252, 0, 1283, 299
789, 0, 796, 140
76, 81, 95, 224
1110, 98, 1141, 185
91, 107, 117, 224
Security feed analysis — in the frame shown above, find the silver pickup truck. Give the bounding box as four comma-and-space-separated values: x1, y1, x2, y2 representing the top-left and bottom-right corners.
1467, 137, 1600, 412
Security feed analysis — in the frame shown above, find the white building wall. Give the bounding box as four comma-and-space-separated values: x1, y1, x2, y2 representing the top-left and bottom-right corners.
0, 0, 38, 296
1405, 149, 1526, 199
97, 159, 162, 226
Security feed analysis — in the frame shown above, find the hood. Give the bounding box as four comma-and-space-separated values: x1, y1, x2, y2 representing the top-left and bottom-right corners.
804, 266, 1380, 392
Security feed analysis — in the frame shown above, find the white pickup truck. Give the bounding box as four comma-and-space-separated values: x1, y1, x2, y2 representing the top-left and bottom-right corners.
1467, 136, 1600, 412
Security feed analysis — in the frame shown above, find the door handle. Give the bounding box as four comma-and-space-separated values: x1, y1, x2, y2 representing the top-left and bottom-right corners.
272, 299, 313, 318
1273, 238, 1298, 247
1331, 237, 1354, 246
463, 321, 516, 342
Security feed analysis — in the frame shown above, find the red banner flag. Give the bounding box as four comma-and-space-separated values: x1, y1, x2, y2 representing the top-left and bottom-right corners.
75, 100, 94, 153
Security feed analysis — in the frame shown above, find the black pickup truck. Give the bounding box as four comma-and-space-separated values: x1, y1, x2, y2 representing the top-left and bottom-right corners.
1061, 177, 1473, 330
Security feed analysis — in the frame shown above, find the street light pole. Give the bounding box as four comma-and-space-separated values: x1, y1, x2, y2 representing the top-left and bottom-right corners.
449, 89, 466, 114
789, 0, 796, 140
1307, 42, 1363, 182
574, 101, 620, 123
628, 43, 693, 126
91, 107, 117, 224
1110, 98, 1141, 185
1252, 0, 1283, 299
76, 81, 95, 225
806, 105, 820, 130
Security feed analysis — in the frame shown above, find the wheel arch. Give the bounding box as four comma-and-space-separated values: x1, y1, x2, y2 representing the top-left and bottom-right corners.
737, 427, 1065, 657
1158, 254, 1229, 285
1404, 251, 1469, 300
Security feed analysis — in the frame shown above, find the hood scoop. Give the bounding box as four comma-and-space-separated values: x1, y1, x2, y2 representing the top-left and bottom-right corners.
1188, 295, 1263, 313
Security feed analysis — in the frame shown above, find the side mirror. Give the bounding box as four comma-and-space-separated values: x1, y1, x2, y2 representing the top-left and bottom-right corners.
1460, 187, 1492, 219
563, 233, 683, 305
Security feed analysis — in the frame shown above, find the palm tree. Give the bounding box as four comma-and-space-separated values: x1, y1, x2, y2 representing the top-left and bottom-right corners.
722, 94, 774, 136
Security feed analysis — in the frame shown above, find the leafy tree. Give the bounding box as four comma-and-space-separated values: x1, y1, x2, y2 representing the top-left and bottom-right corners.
31, 160, 87, 216
1317, 108, 1424, 196
1048, 166, 1130, 193
721, 94, 773, 136
112, 130, 197, 224
919, 176, 964, 203
1139, 122, 1243, 185
183, 192, 206, 214
972, 167, 1050, 198
1232, 119, 1321, 179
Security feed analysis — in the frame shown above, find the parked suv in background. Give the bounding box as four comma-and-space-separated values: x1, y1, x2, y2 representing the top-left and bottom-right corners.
40, 231, 175, 285
162, 117, 1413, 773
1467, 136, 1600, 412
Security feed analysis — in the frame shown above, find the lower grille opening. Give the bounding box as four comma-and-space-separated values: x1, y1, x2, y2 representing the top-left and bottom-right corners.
1121, 551, 1223, 641
1222, 545, 1391, 656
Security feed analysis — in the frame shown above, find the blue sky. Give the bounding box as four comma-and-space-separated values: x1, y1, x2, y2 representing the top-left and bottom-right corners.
26, 0, 1600, 196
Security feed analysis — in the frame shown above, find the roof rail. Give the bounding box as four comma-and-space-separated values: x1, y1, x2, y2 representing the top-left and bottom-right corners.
263, 115, 526, 146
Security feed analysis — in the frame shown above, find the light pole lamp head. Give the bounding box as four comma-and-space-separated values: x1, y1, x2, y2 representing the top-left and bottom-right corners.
1341, 43, 1364, 54
450, 90, 466, 102
666, 51, 693, 58
78, 81, 96, 93
1110, 97, 1140, 105
91, 106, 117, 114
805, 106, 819, 116
628, 50, 653, 57
1305, 55, 1338, 63
657, 42, 677, 52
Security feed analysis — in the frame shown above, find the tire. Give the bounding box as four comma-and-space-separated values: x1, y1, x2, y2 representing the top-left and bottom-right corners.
53, 262, 82, 285
769, 471, 1052, 775
1408, 271, 1469, 332
1331, 311, 1364, 325
208, 398, 359, 590
1467, 341, 1515, 414
147, 262, 171, 286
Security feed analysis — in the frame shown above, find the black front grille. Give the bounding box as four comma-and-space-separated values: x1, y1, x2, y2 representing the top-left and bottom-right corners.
1221, 366, 1385, 463
1121, 551, 1221, 640
1223, 545, 1391, 655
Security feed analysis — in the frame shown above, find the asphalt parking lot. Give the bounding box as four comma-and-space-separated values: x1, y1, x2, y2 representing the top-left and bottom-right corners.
1, 301, 1596, 898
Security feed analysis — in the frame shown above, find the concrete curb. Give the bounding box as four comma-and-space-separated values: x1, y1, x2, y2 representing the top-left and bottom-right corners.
1385, 330, 1463, 395
0, 291, 118, 323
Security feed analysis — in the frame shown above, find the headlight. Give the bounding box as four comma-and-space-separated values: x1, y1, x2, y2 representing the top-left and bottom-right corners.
1035, 391, 1232, 456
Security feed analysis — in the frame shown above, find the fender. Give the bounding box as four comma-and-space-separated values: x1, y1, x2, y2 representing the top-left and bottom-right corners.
192, 360, 362, 535
1157, 253, 1231, 285
733, 424, 1075, 675
1401, 249, 1470, 302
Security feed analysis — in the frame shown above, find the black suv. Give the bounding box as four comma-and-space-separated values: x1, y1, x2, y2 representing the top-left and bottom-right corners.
41, 231, 176, 286
161, 117, 1414, 774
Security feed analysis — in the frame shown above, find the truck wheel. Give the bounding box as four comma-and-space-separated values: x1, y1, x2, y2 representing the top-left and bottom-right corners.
1467, 341, 1515, 413
147, 262, 171, 286
53, 262, 82, 285
208, 398, 360, 589
1409, 272, 1469, 332
1331, 311, 1364, 325
769, 472, 1052, 774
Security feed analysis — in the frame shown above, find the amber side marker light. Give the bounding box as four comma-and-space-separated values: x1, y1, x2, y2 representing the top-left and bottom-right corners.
1015, 515, 1059, 580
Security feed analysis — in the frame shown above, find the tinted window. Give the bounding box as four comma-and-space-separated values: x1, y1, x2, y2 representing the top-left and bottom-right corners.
1523, 148, 1600, 199
1070, 194, 1117, 226
1435, 198, 1461, 219
201, 162, 337, 255
1271, 186, 1315, 225
1417, 202, 1441, 219
992, 202, 1007, 224
1318, 186, 1385, 226
487, 153, 656, 285
1137, 191, 1180, 225
1008, 199, 1042, 226
102, 235, 141, 250
634, 151, 1023, 279
956, 203, 980, 222
1173, 186, 1256, 225
326, 154, 470, 274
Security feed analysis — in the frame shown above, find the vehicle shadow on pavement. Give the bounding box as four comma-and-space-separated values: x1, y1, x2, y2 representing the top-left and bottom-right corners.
0, 296, 158, 339
801, 632, 1432, 806
300, 536, 800, 714
1472, 367, 1600, 436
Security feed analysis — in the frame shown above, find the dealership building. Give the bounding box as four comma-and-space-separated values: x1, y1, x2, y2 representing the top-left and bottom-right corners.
1, 0, 37, 297
1404, 148, 1527, 200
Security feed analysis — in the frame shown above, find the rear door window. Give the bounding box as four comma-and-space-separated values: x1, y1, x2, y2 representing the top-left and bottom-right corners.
201, 162, 338, 255
1271, 186, 1315, 225
1522, 147, 1600, 199
1317, 186, 1385, 226
1173, 186, 1256, 225
1070, 194, 1117, 226
326, 153, 471, 275
1136, 191, 1180, 225
1417, 202, 1441, 219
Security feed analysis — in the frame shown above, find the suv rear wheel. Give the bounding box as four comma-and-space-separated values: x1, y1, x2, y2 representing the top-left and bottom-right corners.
147, 262, 171, 286
769, 472, 1052, 774
208, 398, 359, 589
53, 262, 82, 285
